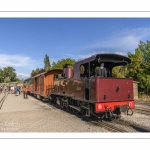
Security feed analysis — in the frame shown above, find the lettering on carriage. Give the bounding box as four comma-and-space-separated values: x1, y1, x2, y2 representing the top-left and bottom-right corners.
76, 87, 81, 90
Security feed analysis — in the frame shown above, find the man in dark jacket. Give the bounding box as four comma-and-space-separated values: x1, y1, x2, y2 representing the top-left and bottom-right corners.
96, 63, 107, 77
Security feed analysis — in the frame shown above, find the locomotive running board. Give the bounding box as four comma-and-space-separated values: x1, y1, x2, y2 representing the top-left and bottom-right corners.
68, 105, 81, 112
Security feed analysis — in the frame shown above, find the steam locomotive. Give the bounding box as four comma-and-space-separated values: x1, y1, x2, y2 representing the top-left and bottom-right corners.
25, 53, 134, 119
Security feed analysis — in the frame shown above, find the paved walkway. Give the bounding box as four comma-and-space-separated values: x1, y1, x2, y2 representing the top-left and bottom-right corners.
0, 93, 50, 113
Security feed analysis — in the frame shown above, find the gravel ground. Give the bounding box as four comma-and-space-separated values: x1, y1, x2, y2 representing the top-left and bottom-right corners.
0, 95, 109, 132
135, 99, 150, 108
120, 110, 150, 131
0, 94, 150, 133
0, 109, 109, 132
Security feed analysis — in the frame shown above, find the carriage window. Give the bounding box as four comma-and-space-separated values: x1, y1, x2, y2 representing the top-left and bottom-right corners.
112, 66, 126, 78
54, 75, 58, 80
79, 63, 89, 78
54, 74, 62, 80
80, 65, 85, 77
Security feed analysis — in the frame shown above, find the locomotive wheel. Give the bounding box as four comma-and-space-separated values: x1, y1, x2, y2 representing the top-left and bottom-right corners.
48, 96, 53, 103
48, 98, 52, 103
73, 109, 79, 114
81, 108, 86, 116
68, 106, 72, 112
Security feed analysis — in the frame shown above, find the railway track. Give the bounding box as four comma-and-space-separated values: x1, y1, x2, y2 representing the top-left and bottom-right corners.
112, 119, 131, 127
91, 120, 127, 132
90, 117, 150, 132
114, 119, 150, 132
134, 106, 150, 115
135, 101, 150, 104
135, 101, 150, 107
0, 92, 8, 109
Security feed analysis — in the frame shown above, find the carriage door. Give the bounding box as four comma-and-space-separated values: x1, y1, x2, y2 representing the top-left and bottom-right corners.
40, 75, 44, 96
35, 77, 37, 92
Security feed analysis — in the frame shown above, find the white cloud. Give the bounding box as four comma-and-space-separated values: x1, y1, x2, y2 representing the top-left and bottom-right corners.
16, 72, 30, 80
81, 27, 150, 53
0, 54, 43, 78
114, 52, 127, 56
0, 54, 36, 68
76, 51, 111, 60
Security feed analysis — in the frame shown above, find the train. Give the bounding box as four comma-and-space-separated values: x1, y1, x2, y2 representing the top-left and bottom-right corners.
25, 53, 134, 120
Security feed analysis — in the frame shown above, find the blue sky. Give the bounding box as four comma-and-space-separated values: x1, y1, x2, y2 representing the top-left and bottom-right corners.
0, 18, 150, 79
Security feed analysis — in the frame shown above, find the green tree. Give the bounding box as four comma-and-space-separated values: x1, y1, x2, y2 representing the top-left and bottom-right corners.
0, 69, 4, 83
35, 68, 40, 74
126, 40, 150, 94
112, 66, 127, 78
44, 54, 51, 71
30, 68, 46, 77
2, 66, 17, 83
31, 69, 36, 77
51, 58, 76, 70
0, 66, 19, 83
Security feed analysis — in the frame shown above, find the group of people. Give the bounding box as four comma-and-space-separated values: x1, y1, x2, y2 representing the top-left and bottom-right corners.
0, 82, 28, 99
0, 85, 21, 94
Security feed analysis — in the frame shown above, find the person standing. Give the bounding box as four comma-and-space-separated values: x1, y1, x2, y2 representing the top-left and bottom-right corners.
23, 83, 28, 99
14, 86, 17, 95
4, 85, 7, 93
11, 86, 14, 94
18, 86, 21, 95
14, 84, 18, 96
96, 63, 107, 77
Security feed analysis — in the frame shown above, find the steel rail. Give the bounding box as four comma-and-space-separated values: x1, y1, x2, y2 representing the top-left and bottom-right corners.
91, 120, 127, 132
135, 101, 150, 105
134, 106, 150, 115
112, 119, 131, 127
114, 119, 150, 132
0, 92, 8, 109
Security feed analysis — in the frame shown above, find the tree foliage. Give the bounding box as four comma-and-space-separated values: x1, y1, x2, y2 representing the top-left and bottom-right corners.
30, 68, 45, 77
126, 40, 150, 94
30, 57, 75, 77
0, 66, 18, 83
44, 54, 51, 71
112, 66, 127, 78
51, 58, 76, 70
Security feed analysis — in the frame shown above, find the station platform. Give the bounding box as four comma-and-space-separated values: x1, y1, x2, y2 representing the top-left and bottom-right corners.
0, 92, 50, 113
